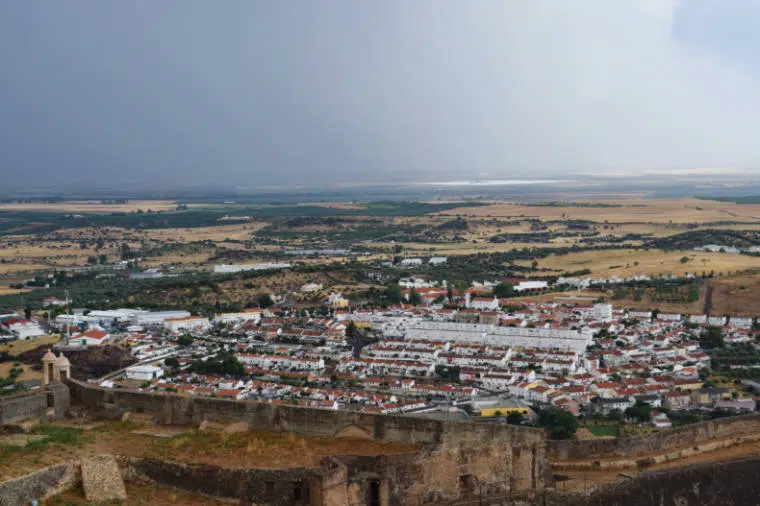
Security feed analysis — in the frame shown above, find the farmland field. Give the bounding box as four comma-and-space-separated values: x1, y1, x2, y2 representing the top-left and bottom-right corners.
4, 197, 760, 313
438, 197, 760, 224
529, 249, 760, 277
0, 200, 185, 213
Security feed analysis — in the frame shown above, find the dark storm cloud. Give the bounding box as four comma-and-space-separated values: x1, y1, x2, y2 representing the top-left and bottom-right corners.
1, 1, 760, 188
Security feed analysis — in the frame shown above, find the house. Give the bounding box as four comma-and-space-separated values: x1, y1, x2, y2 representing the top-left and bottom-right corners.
43, 297, 68, 308
589, 396, 634, 415
651, 411, 672, 428
1, 318, 46, 340
514, 280, 549, 293
399, 258, 423, 267
662, 391, 691, 410
300, 283, 323, 293
126, 365, 164, 381
72, 329, 110, 346
327, 293, 349, 308
163, 316, 211, 334
691, 387, 730, 406
468, 295, 499, 311
593, 303, 613, 320
399, 277, 435, 289
671, 378, 703, 391
715, 398, 756, 412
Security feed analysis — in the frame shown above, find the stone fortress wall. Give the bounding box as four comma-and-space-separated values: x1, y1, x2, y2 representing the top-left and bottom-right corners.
67, 379, 551, 505
549, 457, 760, 506
548, 413, 760, 462
4, 379, 760, 505
0, 382, 69, 426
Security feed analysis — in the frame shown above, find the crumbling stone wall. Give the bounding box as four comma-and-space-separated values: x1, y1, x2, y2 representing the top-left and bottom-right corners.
548, 413, 760, 460
0, 390, 48, 425
67, 380, 543, 448
0, 383, 70, 426
69, 380, 550, 504
123, 457, 318, 506
549, 457, 760, 506
0, 462, 76, 506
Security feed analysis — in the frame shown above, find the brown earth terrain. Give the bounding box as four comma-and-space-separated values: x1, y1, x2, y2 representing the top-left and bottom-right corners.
0, 420, 422, 482
44, 480, 233, 505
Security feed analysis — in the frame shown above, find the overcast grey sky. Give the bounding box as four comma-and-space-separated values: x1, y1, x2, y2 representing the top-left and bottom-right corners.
1, 1, 760, 188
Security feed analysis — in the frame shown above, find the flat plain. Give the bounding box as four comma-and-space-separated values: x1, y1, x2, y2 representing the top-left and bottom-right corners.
2, 196, 760, 314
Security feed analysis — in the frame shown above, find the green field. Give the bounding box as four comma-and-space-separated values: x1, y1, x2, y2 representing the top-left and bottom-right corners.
585, 424, 620, 438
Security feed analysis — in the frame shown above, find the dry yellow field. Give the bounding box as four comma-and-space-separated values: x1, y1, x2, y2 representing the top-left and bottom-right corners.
532, 249, 760, 277
0, 285, 33, 295
0, 200, 185, 213
0, 263, 51, 274
439, 198, 760, 224
3, 334, 59, 355
143, 223, 267, 242
0, 361, 42, 382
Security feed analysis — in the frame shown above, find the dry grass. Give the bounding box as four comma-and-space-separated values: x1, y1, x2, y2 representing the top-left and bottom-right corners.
0, 361, 41, 382
0, 420, 421, 481
512, 291, 605, 304
44, 481, 233, 506
0, 263, 51, 273
2, 334, 59, 355
0, 200, 185, 213
532, 250, 760, 277
438, 198, 760, 224
0, 285, 33, 295
143, 223, 267, 242
612, 273, 760, 316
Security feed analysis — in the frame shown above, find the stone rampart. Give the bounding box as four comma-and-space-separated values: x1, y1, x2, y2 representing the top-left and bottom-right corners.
548, 413, 760, 461
122, 456, 318, 506
550, 457, 760, 506
0, 383, 70, 426
67, 379, 544, 448
0, 391, 48, 426
68, 380, 550, 504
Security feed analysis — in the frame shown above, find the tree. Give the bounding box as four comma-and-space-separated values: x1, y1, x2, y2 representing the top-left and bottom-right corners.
434, 365, 461, 383
625, 401, 652, 423
506, 411, 525, 425
701, 325, 725, 349
257, 294, 274, 308
385, 283, 403, 304
189, 353, 245, 378
176, 334, 194, 347
408, 288, 422, 306
493, 282, 515, 298
87, 256, 98, 265
164, 357, 180, 368
346, 321, 364, 359
680, 256, 690, 264
98, 254, 108, 265
536, 407, 579, 439
120, 243, 132, 260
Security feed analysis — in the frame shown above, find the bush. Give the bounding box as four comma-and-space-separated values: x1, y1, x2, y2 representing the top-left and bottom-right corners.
536, 407, 579, 439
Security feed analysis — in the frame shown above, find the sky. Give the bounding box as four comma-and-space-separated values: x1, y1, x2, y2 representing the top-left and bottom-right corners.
1, 1, 760, 188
